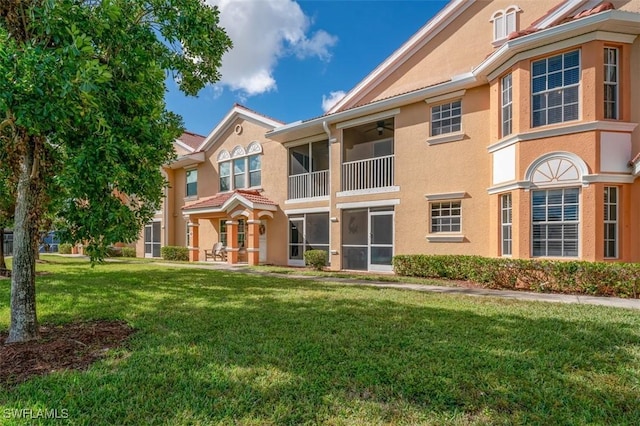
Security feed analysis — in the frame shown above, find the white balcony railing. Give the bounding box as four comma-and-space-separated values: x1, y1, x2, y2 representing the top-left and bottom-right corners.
342, 155, 394, 192
288, 169, 329, 200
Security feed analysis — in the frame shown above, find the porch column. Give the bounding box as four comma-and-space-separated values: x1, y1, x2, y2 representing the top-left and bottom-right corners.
188, 219, 200, 262
226, 220, 239, 264
247, 216, 260, 266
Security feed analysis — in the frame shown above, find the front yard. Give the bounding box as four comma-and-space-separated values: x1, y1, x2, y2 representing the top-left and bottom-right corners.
1, 256, 639, 424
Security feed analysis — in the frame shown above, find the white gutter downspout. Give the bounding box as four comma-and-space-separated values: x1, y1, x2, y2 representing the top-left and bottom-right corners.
323, 120, 339, 264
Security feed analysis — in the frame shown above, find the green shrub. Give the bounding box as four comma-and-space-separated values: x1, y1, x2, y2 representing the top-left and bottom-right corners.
304, 250, 328, 271
161, 246, 189, 261
393, 254, 640, 299
121, 247, 136, 258
58, 243, 73, 254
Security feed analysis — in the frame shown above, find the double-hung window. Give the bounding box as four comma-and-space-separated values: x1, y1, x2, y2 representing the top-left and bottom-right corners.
249, 155, 261, 187
233, 158, 246, 189
604, 47, 619, 120
431, 100, 461, 136
501, 74, 513, 137
501, 193, 512, 256
532, 50, 580, 127
186, 169, 197, 197
532, 188, 579, 257
604, 186, 618, 258
219, 161, 231, 192
431, 201, 461, 233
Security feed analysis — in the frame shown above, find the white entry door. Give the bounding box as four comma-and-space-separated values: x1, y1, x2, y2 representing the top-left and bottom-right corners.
259, 220, 267, 263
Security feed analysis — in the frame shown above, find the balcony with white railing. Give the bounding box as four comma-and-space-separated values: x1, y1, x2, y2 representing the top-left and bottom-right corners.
341, 154, 394, 192
288, 169, 329, 200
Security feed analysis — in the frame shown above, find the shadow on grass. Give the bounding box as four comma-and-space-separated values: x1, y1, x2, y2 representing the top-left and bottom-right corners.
1, 260, 639, 424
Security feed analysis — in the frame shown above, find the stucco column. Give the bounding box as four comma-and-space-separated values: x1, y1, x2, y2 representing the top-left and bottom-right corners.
226, 220, 238, 264
188, 219, 199, 262
247, 216, 260, 266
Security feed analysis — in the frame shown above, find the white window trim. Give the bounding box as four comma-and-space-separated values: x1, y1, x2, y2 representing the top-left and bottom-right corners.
603, 186, 618, 259
531, 50, 581, 128
501, 73, 513, 138
531, 187, 580, 258
429, 200, 462, 234
428, 99, 463, 139
604, 46, 619, 120
185, 169, 198, 199
491, 5, 521, 45
501, 193, 513, 256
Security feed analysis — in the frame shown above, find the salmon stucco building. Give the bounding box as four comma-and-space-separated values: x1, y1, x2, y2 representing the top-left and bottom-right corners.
136, 0, 640, 272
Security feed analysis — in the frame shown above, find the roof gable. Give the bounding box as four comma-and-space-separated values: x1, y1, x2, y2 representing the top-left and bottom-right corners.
197, 104, 284, 153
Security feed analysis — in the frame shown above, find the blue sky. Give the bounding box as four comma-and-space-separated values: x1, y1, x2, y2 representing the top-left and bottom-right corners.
165, 0, 449, 136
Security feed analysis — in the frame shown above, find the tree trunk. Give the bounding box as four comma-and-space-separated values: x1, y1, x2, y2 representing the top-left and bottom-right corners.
6, 142, 39, 343
0, 228, 6, 270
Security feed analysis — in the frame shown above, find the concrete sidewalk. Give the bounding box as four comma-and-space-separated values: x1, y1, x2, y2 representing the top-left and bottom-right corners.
144, 259, 640, 311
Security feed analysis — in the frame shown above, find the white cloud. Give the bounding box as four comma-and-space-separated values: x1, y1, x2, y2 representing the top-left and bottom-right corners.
207, 0, 338, 96
321, 91, 346, 112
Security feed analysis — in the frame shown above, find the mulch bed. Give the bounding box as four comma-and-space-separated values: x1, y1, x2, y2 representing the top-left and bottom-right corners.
0, 320, 134, 387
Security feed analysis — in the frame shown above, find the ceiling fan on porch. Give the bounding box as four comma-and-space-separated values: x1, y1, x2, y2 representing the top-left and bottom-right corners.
365, 120, 393, 136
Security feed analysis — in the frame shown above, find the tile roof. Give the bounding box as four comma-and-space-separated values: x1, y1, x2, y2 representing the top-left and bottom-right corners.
508, 1, 615, 41
182, 190, 277, 211
178, 131, 206, 150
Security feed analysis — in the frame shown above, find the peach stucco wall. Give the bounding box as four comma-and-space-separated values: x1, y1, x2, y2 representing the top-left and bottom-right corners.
138, 1, 640, 267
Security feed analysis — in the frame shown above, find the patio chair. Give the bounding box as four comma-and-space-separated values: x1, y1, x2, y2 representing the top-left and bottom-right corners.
204, 242, 226, 261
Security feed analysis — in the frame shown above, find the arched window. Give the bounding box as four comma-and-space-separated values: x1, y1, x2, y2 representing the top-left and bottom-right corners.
525, 153, 588, 258
491, 6, 520, 42
217, 142, 263, 191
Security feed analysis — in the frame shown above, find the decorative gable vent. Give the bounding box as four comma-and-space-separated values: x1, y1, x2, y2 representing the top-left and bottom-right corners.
491, 5, 521, 44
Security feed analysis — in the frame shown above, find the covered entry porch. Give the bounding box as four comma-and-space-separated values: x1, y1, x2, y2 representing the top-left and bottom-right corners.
182, 190, 277, 266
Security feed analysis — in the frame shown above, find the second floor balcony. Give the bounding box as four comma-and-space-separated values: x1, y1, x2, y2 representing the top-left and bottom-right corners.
342, 154, 394, 192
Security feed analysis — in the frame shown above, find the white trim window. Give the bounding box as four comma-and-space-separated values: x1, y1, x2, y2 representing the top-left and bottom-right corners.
532, 188, 579, 257
219, 220, 227, 246
604, 186, 618, 258
217, 142, 263, 192
491, 6, 519, 42
185, 169, 197, 198
430, 100, 461, 136
501, 73, 513, 137
501, 193, 513, 256
430, 201, 461, 233
249, 154, 261, 187
604, 47, 619, 120
532, 50, 580, 127
219, 161, 231, 192
233, 158, 246, 189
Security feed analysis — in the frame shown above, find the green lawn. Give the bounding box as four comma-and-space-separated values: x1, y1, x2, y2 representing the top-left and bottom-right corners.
1, 256, 639, 425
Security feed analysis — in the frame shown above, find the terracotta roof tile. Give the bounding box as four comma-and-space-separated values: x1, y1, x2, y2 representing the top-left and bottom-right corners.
182, 190, 276, 211
508, 1, 615, 41
178, 131, 206, 150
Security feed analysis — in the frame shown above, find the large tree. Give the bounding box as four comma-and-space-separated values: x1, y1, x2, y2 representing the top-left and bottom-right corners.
0, 0, 231, 343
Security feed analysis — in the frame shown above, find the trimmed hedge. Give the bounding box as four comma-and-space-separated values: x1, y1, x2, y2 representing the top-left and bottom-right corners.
161, 246, 189, 261
304, 250, 328, 271
58, 243, 73, 254
121, 247, 136, 258
393, 255, 640, 299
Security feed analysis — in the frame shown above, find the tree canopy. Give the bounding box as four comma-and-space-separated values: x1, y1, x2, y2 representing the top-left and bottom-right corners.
0, 0, 232, 342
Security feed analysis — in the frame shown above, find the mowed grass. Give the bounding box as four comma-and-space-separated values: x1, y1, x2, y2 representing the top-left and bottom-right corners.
1, 256, 639, 425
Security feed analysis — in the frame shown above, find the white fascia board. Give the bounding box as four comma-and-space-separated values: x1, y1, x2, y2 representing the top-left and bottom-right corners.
532, 0, 588, 30
327, 0, 475, 114
174, 139, 195, 153
197, 106, 283, 152
166, 151, 205, 169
